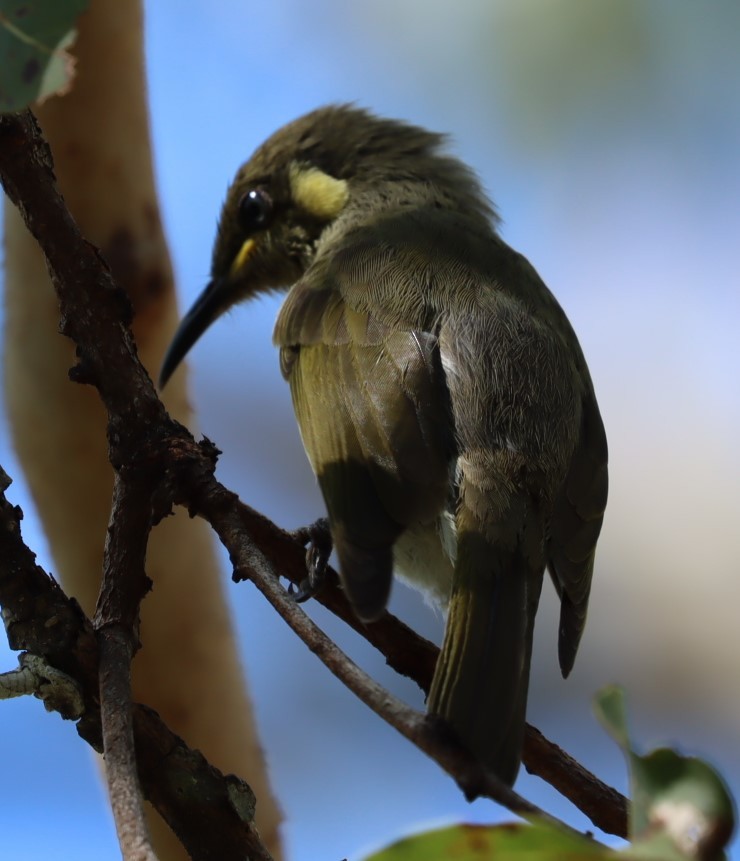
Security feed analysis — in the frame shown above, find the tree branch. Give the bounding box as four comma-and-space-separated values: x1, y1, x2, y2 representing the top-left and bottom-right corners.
0, 653, 84, 716
95, 474, 158, 861
99, 627, 158, 861
223, 497, 629, 837
0, 466, 274, 861
198, 495, 585, 836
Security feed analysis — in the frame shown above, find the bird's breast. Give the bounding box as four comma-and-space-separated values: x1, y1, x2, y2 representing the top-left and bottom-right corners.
392, 511, 457, 611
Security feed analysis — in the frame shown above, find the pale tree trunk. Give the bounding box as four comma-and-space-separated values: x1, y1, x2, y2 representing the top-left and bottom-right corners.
2, 2, 283, 858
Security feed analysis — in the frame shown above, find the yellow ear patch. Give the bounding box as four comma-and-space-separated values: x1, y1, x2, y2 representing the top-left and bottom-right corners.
289, 163, 349, 220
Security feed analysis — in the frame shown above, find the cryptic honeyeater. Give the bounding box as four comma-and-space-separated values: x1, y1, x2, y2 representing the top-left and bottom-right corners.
160, 105, 608, 786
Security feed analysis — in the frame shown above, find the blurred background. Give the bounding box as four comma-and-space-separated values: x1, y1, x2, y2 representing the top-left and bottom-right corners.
1, 1, 739, 858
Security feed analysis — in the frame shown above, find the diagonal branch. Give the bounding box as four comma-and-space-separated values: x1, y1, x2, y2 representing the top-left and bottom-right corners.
198, 493, 584, 837
221, 497, 629, 837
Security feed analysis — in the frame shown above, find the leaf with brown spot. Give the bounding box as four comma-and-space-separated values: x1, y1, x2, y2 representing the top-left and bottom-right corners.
0, 0, 88, 111
595, 686, 735, 860
362, 822, 611, 860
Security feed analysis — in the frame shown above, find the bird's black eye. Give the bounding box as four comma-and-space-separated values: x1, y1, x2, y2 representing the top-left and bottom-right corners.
238, 188, 273, 232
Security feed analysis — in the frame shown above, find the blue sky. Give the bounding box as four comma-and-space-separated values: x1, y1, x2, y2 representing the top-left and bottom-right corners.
1, 2, 739, 859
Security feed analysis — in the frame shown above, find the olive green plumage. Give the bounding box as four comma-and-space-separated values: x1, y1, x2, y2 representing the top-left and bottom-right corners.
160, 105, 609, 786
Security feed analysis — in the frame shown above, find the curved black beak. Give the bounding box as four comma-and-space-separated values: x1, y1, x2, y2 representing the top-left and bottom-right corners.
159, 277, 228, 389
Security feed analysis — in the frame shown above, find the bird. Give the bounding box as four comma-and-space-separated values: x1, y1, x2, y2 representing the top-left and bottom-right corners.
159, 105, 608, 786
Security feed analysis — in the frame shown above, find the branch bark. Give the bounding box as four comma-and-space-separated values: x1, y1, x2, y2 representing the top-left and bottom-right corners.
0, 465, 274, 861
99, 627, 158, 861
95, 473, 158, 861
200, 501, 576, 832
224, 499, 629, 837
2, 1, 283, 856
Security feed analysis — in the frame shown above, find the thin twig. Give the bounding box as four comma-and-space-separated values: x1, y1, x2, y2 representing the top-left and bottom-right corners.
226, 496, 629, 837
0, 653, 84, 717
99, 628, 158, 861
94, 475, 158, 861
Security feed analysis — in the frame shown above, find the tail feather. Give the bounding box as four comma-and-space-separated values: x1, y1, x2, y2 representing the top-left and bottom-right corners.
427, 519, 543, 786
557, 586, 590, 678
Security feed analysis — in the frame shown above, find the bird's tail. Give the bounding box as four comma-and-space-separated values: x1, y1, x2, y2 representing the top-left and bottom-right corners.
427, 499, 544, 786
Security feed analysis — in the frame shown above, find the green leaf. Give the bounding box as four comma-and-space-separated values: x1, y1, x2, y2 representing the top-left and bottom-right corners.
593, 684, 631, 750
594, 686, 735, 860
631, 750, 735, 861
362, 822, 611, 861
0, 0, 89, 112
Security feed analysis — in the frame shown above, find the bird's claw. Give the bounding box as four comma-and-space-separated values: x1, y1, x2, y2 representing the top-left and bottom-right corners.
290, 517, 333, 603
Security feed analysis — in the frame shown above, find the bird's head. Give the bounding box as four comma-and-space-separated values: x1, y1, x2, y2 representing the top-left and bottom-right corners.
159, 104, 493, 387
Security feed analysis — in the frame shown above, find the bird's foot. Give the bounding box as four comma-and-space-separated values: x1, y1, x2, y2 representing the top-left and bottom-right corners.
289, 517, 333, 603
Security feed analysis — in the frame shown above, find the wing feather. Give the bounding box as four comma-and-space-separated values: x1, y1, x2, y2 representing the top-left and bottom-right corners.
277, 284, 454, 619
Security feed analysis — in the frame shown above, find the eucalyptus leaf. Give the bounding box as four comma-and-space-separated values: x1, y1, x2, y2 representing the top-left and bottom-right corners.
594, 686, 735, 860
362, 821, 608, 861
0, 0, 89, 111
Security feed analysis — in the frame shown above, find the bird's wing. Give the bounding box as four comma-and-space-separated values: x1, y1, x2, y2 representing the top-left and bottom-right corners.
547, 383, 609, 676
275, 280, 455, 621
276, 208, 607, 778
